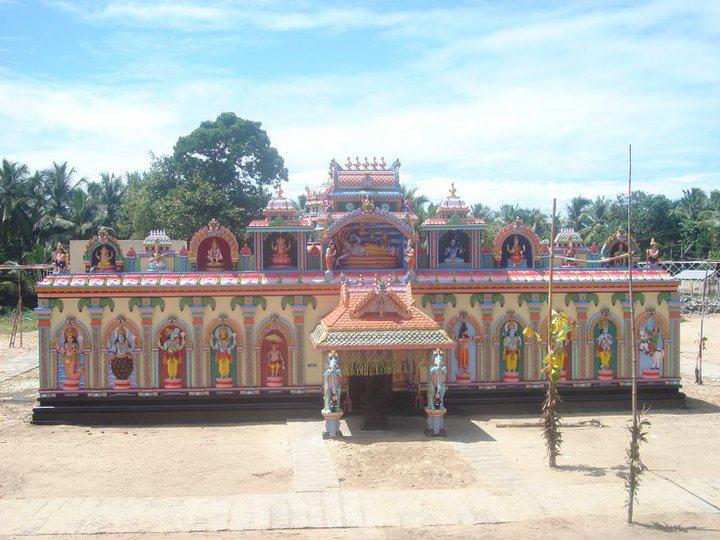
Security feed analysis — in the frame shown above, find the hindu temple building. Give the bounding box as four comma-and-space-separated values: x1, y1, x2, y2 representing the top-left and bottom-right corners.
33, 157, 682, 424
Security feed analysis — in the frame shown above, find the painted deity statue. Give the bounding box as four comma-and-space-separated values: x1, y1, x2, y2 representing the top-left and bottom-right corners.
646, 238, 660, 266
404, 238, 417, 270
427, 349, 447, 411
108, 325, 134, 387
455, 322, 471, 378
147, 245, 166, 271
56, 326, 83, 387
443, 234, 465, 264
206, 238, 224, 268
211, 325, 236, 379
267, 341, 285, 380
322, 351, 342, 413
639, 323, 664, 370
507, 235, 526, 267
325, 239, 338, 271
596, 322, 613, 370
160, 327, 185, 381
270, 235, 292, 266
564, 241, 577, 267
96, 245, 114, 271
52, 242, 68, 274
502, 321, 521, 372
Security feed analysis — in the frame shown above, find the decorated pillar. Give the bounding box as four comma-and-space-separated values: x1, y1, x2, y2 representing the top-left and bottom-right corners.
527, 301, 542, 381
190, 304, 205, 387
668, 295, 682, 378
35, 300, 54, 390
137, 306, 154, 388
575, 301, 589, 380
242, 305, 256, 386
292, 304, 307, 386
480, 297, 494, 381
621, 300, 633, 379
87, 306, 104, 389
429, 296, 447, 325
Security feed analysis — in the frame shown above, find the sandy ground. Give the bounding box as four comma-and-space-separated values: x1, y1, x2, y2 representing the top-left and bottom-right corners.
0, 314, 719, 537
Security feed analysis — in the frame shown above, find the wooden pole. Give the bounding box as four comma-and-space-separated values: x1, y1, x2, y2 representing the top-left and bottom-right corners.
547, 199, 557, 346
696, 266, 710, 384
627, 145, 639, 524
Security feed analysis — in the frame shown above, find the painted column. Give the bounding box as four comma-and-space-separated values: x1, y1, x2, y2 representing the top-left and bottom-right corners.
480, 298, 494, 381
292, 302, 307, 387
668, 297, 682, 378
255, 232, 263, 272
190, 303, 205, 388
35, 303, 53, 390
621, 301, 632, 379
298, 232, 306, 271
137, 306, 154, 389
575, 301, 589, 380
242, 305, 256, 387
87, 306, 104, 389
528, 302, 542, 381
430, 297, 447, 325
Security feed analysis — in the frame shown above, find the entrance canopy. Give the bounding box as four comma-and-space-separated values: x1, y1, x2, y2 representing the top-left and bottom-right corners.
310, 277, 452, 351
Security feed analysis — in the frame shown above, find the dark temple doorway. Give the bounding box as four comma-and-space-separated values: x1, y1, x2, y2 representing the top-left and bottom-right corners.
348, 374, 393, 430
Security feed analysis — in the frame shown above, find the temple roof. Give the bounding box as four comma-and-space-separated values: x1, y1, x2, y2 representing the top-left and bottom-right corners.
309, 277, 452, 350
555, 227, 584, 245
436, 183, 470, 218
330, 157, 400, 191
420, 183, 486, 230
263, 185, 298, 219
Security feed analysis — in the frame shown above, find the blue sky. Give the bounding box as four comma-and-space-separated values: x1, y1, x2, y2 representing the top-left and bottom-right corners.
1, 0, 718, 210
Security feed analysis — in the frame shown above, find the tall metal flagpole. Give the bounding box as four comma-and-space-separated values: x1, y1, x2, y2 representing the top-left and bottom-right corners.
627, 145, 639, 523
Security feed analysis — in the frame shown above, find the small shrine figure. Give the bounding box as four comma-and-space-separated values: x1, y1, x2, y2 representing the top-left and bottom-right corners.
147, 244, 167, 271
404, 238, 417, 271
52, 242, 68, 274
427, 349, 447, 411
265, 337, 286, 386
270, 234, 292, 267
206, 238, 224, 268
563, 241, 577, 267
108, 323, 134, 389
325, 239, 338, 273
361, 195, 375, 214
322, 351, 342, 413
211, 325, 236, 387
596, 321, 613, 378
646, 238, 660, 266
507, 235, 526, 267
588, 241, 600, 254
502, 321, 521, 374
159, 327, 185, 384
56, 326, 83, 390
96, 245, 115, 271
454, 322, 472, 382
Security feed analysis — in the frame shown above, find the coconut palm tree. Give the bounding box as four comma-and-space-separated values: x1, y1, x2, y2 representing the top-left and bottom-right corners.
0, 160, 35, 242
87, 172, 126, 227
581, 196, 611, 244
471, 203, 494, 222
564, 196, 591, 231
34, 162, 87, 242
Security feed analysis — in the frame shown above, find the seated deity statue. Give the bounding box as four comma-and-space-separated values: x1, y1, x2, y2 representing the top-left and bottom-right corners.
96, 245, 115, 271
206, 238, 224, 268
507, 235, 526, 268
443, 235, 465, 264
270, 235, 293, 266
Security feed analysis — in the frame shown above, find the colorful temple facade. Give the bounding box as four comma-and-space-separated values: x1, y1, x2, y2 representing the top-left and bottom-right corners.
34, 157, 681, 423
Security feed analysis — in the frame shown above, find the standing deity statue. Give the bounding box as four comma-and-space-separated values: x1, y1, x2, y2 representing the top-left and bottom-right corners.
267, 341, 285, 379
206, 238, 224, 268
502, 321, 521, 372
108, 325, 134, 382
596, 322, 613, 370
405, 238, 417, 271
322, 351, 343, 413
455, 322, 471, 377
211, 325, 236, 379
57, 326, 83, 386
325, 239, 338, 272
427, 349, 447, 411
160, 327, 185, 380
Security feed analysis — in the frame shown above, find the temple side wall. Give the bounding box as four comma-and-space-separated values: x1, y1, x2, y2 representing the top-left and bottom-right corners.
39, 290, 680, 396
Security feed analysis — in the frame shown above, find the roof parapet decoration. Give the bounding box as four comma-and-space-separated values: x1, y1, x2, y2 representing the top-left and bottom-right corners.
263, 184, 298, 219
330, 157, 400, 191
143, 230, 172, 248
492, 219, 543, 259
188, 218, 240, 265
554, 227, 585, 246
436, 182, 470, 219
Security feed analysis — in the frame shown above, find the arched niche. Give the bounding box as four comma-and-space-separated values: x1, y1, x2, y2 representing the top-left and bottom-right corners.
84, 229, 123, 273
206, 316, 243, 388
587, 309, 624, 380
263, 232, 299, 270
600, 231, 638, 267
493, 312, 529, 382
446, 312, 481, 383
189, 219, 239, 271
493, 221, 542, 268
541, 315, 573, 380
635, 310, 670, 378
154, 317, 193, 389
52, 317, 92, 391
103, 315, 142, 390
255, 315, 295, 388
438, 230, 471, 269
